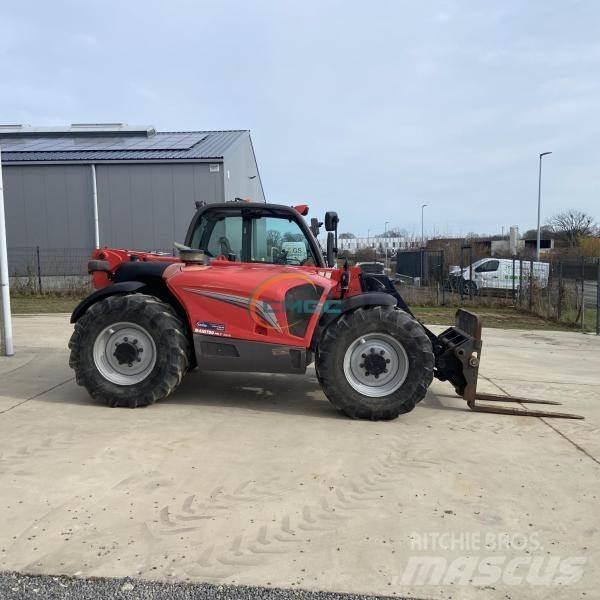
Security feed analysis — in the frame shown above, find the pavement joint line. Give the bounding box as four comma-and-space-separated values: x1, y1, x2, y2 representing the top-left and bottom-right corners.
0, 377, 75, 415
488, 377, 597, 387
485, 377, 600, 468
539, 418, 600, 468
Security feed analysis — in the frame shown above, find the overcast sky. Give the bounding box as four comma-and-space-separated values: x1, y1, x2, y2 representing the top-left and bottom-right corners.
1, 0, 599, 237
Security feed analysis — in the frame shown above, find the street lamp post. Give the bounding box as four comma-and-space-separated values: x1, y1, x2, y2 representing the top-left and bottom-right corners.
421, 204, 428, 247
536, 152, 552, 261
384, 221, 389, 268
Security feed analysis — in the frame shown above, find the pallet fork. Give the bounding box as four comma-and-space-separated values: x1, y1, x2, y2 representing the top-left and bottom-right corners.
433, 309, 583, 419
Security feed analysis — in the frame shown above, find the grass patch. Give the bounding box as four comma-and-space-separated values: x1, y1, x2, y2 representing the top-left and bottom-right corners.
413, 305, 596, 331
10, 294, 84, 314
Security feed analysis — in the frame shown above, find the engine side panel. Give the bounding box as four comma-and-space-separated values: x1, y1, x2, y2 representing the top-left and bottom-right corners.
165, 262, 338, 347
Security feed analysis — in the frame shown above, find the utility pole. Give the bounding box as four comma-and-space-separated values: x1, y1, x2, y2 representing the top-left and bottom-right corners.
536, 152, 552, 261
421, 204, 428, 247
0, 145, 14, 356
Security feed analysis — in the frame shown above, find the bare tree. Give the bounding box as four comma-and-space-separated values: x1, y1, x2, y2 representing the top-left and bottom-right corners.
338, 232, 356, 239
547, 210, 598, 247
266, 229, 282, 252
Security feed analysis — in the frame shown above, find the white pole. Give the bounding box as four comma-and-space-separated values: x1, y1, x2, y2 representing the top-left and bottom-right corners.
91, 164, 100, 249
0, 145, 15, 356
536, 151, 552, 261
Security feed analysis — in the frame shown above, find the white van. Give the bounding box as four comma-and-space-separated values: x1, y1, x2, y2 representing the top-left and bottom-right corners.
450, 258, 550, 293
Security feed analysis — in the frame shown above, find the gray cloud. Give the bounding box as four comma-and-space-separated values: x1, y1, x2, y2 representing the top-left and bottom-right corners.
1, 0, 598, 236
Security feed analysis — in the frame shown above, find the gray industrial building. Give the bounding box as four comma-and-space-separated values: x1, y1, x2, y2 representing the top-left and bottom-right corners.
0, 124, 264, 262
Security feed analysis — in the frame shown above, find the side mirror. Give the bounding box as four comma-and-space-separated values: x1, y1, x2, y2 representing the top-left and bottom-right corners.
327, 232, 336, 267
324, 211, 339, 232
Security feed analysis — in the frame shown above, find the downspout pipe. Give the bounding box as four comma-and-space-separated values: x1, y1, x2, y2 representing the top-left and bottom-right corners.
91, 164, 100, 249
0, 146, 14, 356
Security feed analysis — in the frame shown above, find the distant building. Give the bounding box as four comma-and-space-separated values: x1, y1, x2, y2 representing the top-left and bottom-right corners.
0, 124, 264, 253
426, 236, 554, 258
337, 236, 417, 253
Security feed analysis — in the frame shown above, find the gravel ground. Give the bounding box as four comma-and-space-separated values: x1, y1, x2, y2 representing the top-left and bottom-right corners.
0, 572, 416, 600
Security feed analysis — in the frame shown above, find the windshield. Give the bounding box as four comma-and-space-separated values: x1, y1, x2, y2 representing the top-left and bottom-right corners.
189, 209, 318, 265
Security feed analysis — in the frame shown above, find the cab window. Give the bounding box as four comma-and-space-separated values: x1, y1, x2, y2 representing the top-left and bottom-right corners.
190, 214, 243, 261
251, 216, 316, 265
475, 259, 500, 273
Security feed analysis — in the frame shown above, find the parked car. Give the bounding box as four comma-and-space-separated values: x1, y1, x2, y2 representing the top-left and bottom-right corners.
449, 258, 550, 295
356, 261, 386, 275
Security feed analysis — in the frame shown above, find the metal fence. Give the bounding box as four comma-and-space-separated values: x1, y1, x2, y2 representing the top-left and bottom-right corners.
8, 246, 94, 293
394, 250, 600, 334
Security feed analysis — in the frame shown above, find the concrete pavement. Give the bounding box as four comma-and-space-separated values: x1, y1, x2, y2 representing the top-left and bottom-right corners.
1, 314, 599, 599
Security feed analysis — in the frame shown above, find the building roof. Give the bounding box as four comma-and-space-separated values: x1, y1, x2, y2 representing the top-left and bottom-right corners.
0, 125, 247, 162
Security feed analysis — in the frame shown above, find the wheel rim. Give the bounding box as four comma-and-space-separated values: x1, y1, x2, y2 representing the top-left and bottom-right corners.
343, 333, 409, 397
93, 322, 157, 386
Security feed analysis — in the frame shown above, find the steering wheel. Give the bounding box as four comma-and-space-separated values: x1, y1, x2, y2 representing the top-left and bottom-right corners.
274, 249, 289, 265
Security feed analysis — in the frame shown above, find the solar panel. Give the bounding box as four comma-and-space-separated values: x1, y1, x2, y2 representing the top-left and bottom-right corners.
0, 132, 208, 152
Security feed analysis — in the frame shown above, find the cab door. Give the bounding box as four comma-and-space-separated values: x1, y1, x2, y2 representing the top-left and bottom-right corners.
474, 259, 500, 289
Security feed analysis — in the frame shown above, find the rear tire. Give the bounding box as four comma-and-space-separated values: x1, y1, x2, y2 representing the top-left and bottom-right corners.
316, 307, 434, 420
463, 280, 478, 296
69, 294, 190, 408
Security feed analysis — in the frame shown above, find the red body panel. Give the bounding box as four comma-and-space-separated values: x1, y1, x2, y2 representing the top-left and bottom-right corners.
90, 248, 180, 289
166, 262, 339, 347
89, 248, 365, 349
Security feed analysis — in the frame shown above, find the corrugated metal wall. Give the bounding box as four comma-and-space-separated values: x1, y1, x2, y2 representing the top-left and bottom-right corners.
223, 133, 265, 203
95, 162, 223, 250
4, 162, 224, 251
4, 164, 95, 248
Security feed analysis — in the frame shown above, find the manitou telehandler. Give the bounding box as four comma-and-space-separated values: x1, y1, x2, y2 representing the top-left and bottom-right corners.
69, 202, 580, 420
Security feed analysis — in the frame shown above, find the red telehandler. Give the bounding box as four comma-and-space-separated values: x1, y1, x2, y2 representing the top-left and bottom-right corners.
69, 202, 581, 420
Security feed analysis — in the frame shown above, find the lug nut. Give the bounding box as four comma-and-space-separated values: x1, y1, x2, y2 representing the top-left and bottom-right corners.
386, 358, 390, 364
370, 348, 375, 353
380, 350, 384, 355
361, 353, 366, 358
365, 371, 370, 376
124, 337, 128, 342
374, 374, 379, 379
359, 363, 364, 368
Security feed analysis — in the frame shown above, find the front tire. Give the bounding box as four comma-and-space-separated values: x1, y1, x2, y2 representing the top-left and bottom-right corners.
316, 307, 434, 420
69, 294, 190, 408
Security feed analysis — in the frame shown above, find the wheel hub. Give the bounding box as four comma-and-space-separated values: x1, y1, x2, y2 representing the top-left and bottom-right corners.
93, 322, 157, 386
343, 333, 409, 397
360, 348, 390, 378
113, 338, 142, 367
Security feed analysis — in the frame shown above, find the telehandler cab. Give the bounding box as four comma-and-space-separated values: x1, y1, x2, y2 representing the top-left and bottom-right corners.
69, 201, 581, 420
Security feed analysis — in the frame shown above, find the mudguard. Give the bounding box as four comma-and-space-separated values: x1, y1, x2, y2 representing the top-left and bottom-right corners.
70, 281, 146, 323
310, 292, 396, 349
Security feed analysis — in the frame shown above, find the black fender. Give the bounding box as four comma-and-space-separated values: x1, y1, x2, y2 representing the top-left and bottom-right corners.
360, 273, 415, 317
310, 292, 396, 350
70, 281, 146, 323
